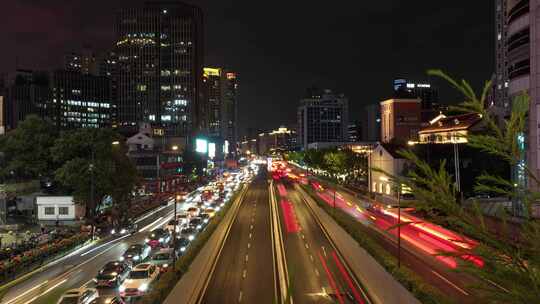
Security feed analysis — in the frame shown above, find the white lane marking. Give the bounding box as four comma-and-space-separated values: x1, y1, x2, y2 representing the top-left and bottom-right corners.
242, 269, 247, 279
301, 234, 305, 239
80, 235, 129, 257
305, 243, 309, 249
247, 243, 251, 249
22, 279, 67, 304
321, 246, 327, 257
431, 270, 470, 295
238, 291, 243, 303
250, 225, 254, 230
134, 202, 171, 223
3, 280, 48, 304
245, 254, 249, 262
139, 216, 164, 232
486, 279, 510, 292
82, 278, 94, 287
249, 233, 252, 239
314, 269, 320, 277
151, 214, 174, 231
309, 254, 314, 262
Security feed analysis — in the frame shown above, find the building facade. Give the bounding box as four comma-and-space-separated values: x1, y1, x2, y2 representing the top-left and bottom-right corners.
5, 70, 50, 130
115, 2, 204, 137
50, 70, 113, 129
494, 0, 540, 191
348, 121, 362, 142
64, 47, 98, 75
297, 89, 348, 150
380, 98, 421, 143
223, 71, 238, 153
362, 103, 381, 142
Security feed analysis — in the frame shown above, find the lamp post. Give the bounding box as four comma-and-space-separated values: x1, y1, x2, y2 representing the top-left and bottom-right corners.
333, 188, 336, 217
173, 193, 180, 265
89, 148, 95, 240
397, 184, 401, 268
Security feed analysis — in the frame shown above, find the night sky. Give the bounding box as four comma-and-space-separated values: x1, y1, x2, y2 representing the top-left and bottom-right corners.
1, 1, 493, 137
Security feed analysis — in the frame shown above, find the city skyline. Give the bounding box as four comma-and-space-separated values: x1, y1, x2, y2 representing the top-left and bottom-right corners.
0, 1, 493, 136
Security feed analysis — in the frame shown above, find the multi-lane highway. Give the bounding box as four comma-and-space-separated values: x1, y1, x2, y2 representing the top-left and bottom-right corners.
276, 181, 369, 304
201, 171, 275, 304
0, 169, 251, 304
300, 176, 481, 303
0, 201, 176, 304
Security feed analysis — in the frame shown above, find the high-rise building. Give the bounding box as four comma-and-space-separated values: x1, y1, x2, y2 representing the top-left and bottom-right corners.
202, 67, 223, 137
64, 47, 98, 75
115, 2, 204, 138
362, 103, 381, 142
494, 0, 509, 110
494, 1, 540, 191
50, 70, 113, 129
297, 88, 348, 149
393, 79, 438, 109
5, 70, 50, 130
348, 121, 362, 142
201, 67, 238, 153
380, 98, 421, 143
223, 71, 238, 153
4, 69, 113, 130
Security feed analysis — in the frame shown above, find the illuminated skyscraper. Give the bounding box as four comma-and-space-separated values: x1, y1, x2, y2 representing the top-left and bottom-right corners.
202, 67, 238, 153
115, 1, 204, 137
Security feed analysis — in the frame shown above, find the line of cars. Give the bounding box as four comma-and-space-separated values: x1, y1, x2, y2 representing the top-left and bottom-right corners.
56, 169, 253, 304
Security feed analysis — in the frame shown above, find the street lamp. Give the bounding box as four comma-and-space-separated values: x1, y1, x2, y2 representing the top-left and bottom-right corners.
173, 193, 181, 266
397, 183, 401, 268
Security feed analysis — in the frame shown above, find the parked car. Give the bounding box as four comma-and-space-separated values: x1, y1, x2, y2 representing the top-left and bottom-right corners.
94, 261, 131, 288
119, 263, 159, 298
90, 296, 125, 304
149, 248, 175, 272
57, 288, 98, 304
120, 244, 151, 264
145, 228, 171, 249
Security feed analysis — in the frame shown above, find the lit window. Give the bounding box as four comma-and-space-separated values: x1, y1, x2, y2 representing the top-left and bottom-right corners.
161, 115, 172, 121
149, 115, 156, 121
385, 184, 391, 195
161, 86, 171, 91
137, 84, 147, 92
174, 99, 187, 106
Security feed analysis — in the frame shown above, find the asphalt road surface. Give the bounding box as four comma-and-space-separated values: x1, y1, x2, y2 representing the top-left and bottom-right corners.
201, 172, 274, 304
1, 200, 177, 304
278, 181, 369, 304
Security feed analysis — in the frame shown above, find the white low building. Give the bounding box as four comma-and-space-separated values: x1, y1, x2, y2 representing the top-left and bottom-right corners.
36, 196, 85, 224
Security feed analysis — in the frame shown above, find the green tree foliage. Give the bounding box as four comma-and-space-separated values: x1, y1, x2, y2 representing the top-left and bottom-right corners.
51, 128, 139, 222
0, 115, 57, 180
286, 148, 367, 183
392, 70, 540, 303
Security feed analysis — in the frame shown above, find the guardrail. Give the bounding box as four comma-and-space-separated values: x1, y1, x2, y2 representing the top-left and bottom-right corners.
269, 180, 292, 304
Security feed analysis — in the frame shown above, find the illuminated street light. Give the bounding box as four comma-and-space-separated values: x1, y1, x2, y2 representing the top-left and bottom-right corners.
172, 145, 179, 151
112, 141, 120, 145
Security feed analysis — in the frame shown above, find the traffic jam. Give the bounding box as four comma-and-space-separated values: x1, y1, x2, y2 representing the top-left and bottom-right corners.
55, 168, 256, 304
